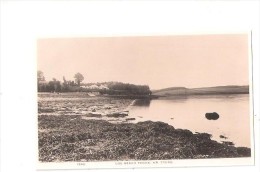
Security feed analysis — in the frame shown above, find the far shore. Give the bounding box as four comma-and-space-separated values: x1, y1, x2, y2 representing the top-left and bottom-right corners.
37, 91, 249, 99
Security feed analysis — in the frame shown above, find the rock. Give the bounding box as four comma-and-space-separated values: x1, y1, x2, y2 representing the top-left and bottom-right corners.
88, 106, 98, 112
126, 118, 135, 121
38, 108, 54, 113
205, 112, 219, 120
220, 135, 228, 139
106, 111, 129, 118
104, 104, 113, 109
85, 112, 102, 118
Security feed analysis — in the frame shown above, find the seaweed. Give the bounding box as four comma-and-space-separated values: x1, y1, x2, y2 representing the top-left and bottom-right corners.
38, 115, 251, 162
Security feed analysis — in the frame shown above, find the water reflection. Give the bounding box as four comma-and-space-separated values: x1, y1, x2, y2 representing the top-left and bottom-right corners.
128, 94, 250, 148
158, 95, 188, 103
132, 99, 151, 107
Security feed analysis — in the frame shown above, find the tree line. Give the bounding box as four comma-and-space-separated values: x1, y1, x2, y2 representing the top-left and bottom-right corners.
37, 71, 84, 92
37, 71, 151, 95
100, 82, 151, 95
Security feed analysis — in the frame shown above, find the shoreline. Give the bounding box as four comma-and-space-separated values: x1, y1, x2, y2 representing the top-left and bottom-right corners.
38, 115, 251, 162
37, 91, 249, 99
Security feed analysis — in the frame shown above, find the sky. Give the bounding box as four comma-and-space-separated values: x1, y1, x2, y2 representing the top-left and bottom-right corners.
37, 34, 249, 90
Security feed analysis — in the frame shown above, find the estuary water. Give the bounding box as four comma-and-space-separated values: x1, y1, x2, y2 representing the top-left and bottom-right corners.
128, 94, 251, 148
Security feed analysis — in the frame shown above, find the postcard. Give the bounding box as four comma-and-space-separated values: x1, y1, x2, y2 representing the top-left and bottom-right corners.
37, 34, 254, 170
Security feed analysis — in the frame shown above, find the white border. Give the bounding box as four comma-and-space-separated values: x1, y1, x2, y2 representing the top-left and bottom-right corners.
1, 1, 259, 172
38, 158, 253, 170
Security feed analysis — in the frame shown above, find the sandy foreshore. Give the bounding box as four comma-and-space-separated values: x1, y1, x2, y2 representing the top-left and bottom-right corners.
38, 115, 250, 162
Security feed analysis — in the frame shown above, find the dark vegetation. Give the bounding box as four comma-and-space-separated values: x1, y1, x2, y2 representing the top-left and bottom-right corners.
100, 82, 151, 95
37, 71, 151, 95
38, 115, 251, 162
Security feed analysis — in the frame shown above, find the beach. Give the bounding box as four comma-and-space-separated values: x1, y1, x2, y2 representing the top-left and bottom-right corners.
38, 92, 251, 162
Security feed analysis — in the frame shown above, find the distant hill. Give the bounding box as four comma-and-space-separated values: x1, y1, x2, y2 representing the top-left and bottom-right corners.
152, 85, 249, 96
152, 87, 188, 96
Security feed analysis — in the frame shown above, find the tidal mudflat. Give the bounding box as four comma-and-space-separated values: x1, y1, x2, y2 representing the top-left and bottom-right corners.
38, 93, 133, 123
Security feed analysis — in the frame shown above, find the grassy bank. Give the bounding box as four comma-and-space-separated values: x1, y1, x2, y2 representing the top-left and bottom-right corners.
38, 115, 250, 162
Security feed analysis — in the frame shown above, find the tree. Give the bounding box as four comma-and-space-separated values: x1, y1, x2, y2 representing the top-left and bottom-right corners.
37, 70, 46, 92
63, 76, 67, 85
74, 72, 84, 86
52, 78, 61, 92
37, 70, 45, 83
46, 78, 61, 92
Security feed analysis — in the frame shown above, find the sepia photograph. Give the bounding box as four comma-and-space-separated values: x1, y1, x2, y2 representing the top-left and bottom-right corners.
1, 1, 259, 172
37, 34, 253, 166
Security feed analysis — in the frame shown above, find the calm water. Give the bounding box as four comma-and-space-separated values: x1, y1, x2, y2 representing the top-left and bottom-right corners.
128, 94, 251, 148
